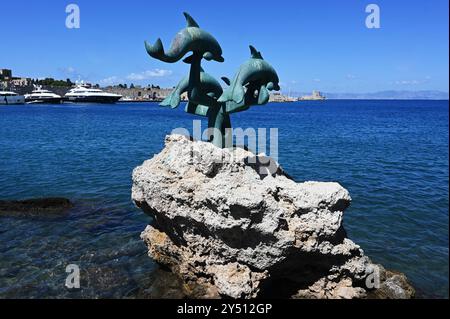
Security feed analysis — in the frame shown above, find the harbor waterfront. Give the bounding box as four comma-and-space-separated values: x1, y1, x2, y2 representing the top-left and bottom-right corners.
0, 100, 448, 298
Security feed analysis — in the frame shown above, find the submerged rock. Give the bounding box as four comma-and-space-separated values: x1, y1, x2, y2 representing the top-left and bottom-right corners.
0, 198, 73, 217
130, 268, 188, 299
132, 134, 415, 299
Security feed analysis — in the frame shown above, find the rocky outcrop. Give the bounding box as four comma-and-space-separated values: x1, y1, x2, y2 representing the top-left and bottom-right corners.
132, 134, 414, 299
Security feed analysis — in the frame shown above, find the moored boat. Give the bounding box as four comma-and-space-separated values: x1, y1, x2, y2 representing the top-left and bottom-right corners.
64, 83, 122, 103
25, 86, 62, 104
0, 91, 25, 105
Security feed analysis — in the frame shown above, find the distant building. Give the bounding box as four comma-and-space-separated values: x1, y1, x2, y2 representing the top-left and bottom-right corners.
103, 85, 173, 101
0, 69, 32, 87
269, 92, 297, 103
299, 90, 326, 101
10, 77, 32, 87
0, 69, 12, 81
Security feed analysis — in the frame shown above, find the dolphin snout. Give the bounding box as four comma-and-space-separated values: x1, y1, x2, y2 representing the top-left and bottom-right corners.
215, 56, 225, 63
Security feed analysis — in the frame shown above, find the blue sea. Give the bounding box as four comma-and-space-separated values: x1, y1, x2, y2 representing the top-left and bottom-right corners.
0, 100, 448, 298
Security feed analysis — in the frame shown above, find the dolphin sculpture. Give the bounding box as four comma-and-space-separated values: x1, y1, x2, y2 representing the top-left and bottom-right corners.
145, 12, 224, 64
185, 102, 210, 116
144, 12, 282, 149
217, 45, 280, 105
160, 68, 223, 109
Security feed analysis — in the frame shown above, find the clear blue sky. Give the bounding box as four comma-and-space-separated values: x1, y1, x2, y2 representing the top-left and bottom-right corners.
1, 0, 448, 93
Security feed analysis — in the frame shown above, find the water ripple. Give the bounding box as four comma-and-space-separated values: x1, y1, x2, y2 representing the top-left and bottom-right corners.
0, 100, 448, 298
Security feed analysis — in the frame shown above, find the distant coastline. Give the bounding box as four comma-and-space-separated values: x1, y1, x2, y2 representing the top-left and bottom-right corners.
2, 69, 448, 102
286, 90, 449, 100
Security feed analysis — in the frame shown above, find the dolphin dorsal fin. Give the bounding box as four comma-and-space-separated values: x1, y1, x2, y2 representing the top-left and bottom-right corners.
183, 12, 200, 28
249, 45, 263, 59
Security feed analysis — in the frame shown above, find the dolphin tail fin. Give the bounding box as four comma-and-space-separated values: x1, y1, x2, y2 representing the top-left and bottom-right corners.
160, 91, 181, 108
145, 38, 164, 59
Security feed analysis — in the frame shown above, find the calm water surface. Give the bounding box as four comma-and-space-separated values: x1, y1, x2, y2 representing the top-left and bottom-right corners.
0, 100, 448, 298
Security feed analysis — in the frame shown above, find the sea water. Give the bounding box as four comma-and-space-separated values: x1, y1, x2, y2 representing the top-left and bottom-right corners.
0, 100, 448, 298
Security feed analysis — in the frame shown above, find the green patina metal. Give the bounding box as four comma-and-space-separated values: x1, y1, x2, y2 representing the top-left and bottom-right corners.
160, 68, 223, 109
145, 12, 280, 148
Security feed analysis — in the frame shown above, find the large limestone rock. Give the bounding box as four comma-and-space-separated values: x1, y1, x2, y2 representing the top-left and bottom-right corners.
132, 134, 414, 299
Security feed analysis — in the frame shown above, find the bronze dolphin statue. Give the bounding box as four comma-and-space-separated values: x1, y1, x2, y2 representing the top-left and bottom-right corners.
217, 45, 280, 104
160, 68, 223, 108
145, 12, 224, 64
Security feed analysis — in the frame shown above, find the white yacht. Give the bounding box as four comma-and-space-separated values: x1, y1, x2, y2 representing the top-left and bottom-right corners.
25, 85, 62, 104
0, 91, 25, 105
64, 83, 122, 103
